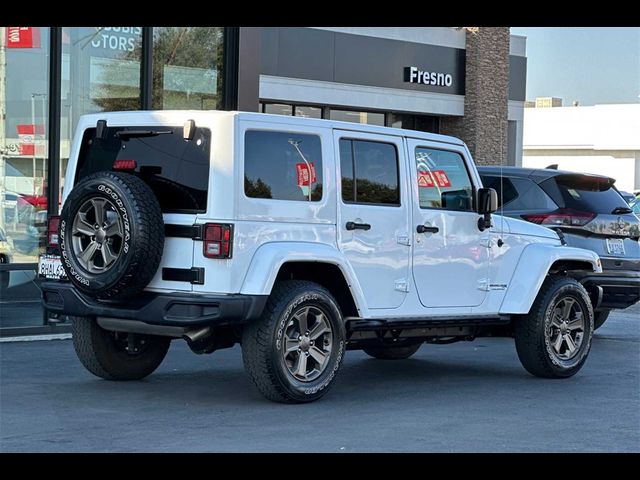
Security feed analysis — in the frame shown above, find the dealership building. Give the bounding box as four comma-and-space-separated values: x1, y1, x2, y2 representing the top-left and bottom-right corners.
0, 26, 527, 334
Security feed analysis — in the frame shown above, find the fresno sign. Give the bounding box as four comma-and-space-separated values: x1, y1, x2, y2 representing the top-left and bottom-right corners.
404, 66, 453, 87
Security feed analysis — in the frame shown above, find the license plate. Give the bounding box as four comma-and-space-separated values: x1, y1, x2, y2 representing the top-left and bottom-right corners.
606, 238, 625, 256
38, 254, 68, 280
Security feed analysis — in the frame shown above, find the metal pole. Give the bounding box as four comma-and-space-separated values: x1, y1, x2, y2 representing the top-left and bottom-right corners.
47, 28, 61, 216
140, 27, 153, 110
31, 94, 36, 195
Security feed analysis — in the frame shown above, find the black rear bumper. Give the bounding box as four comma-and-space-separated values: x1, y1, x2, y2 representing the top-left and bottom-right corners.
41, 281, 268, 327
577, 271, 640, 310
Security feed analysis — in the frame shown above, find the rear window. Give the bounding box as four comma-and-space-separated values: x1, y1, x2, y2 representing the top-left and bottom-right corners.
75, 126, 211, 213
541, 175, 629, 214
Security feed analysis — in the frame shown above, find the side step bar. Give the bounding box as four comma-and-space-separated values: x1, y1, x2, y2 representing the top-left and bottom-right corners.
345, 315, 510, 331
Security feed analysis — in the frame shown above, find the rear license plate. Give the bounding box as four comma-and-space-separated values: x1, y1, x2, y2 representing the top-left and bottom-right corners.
38, 254, 68, 280
606, 238, 625, 256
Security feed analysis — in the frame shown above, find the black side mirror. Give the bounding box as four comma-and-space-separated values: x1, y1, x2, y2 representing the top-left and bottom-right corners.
477, 187, 498, 231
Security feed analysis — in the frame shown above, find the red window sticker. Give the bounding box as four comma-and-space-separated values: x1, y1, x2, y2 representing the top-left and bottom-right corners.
432, 170, 452, 187
417, 171, 435, 188
296, 162, 317, 187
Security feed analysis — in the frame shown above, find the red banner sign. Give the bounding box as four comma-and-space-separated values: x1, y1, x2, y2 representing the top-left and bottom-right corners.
296, 162, 317, 187
6, 27, 41, 49
432, 170, 452, 187
16, 124, 45, 156
417, 171, 435, 188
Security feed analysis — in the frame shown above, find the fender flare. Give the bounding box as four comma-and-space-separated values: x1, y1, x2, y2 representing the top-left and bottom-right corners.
239, 241, 368, 317
500, 243, 602, 314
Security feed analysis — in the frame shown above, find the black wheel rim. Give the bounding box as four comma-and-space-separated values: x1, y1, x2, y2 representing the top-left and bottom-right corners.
281, 306, 333, 382
71, 197, 124, 274
547, 296, 585, 361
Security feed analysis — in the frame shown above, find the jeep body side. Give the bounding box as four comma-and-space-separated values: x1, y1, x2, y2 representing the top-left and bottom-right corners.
41, 110, 602, 402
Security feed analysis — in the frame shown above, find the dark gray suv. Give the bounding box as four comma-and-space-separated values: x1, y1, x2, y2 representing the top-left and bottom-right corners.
479, 166, 640, 330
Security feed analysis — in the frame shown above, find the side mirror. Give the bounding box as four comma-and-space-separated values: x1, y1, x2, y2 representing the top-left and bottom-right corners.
477, 188, 498, 231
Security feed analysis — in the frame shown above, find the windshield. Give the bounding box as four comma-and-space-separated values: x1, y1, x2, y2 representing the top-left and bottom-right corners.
75, 125, 211, 214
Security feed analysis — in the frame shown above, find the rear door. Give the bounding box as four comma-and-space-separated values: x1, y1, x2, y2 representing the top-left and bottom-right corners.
335, 131, 411, 309
73, 124, 213, 292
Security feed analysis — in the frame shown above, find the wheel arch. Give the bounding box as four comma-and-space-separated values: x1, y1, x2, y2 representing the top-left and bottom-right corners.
239, 242, 367, 318
500, 243, 601, 315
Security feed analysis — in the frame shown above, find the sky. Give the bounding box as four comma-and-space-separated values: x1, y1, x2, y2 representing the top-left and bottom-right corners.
510, 27, 640, 106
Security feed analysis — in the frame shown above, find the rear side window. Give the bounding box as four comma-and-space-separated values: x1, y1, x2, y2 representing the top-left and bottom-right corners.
480, 175, 518, 207
340, 139, 400, 206
75, 126, 211, 213
541, 175, 629, 214
244, 130, 323, 202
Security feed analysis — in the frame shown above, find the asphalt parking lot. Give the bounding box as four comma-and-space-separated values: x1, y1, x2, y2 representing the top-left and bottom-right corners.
1, 305, 638, 452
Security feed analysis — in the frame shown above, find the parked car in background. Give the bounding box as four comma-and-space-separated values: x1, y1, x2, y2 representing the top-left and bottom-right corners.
630, 197, 640, 219
478, 166, 640, 330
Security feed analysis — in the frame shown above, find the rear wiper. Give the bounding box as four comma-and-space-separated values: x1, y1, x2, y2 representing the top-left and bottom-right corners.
114, 130, 173, 139
611, 206, 633, 214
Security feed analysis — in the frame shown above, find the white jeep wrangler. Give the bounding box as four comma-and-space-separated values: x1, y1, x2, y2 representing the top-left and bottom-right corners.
41, 110, 603, 403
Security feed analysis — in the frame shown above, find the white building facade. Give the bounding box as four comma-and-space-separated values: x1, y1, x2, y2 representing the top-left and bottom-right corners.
522, 104, 640, 192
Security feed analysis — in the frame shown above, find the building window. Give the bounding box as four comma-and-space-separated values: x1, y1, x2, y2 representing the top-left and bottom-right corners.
263, 103, 293, 116
1, 27, 51, 329
294, 105, 321, 119
415, 147, 473, 211
261, 103, 323, 119
340, 139, 400, 206
152, 27, 225, 110
389, 113, 440, 133
330, 109, 385, 126
244, 130, 323, 202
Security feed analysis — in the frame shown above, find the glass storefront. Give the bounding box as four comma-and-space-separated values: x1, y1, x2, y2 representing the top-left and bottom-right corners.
0, 26, 229, 334
1, 27, 50, 331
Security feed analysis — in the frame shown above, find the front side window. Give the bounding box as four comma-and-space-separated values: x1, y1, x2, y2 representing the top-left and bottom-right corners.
415, 148, 473, 211
340, 139, 399, 206
244, 130, 323, 202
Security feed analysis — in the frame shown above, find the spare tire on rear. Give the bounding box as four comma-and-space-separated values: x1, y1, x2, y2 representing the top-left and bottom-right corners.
59, 171, 164, 300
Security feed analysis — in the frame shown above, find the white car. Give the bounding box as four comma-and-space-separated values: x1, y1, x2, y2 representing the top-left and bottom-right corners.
41, 110, 602, 403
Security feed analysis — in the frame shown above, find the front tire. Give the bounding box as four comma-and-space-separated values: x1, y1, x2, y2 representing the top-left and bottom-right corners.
513, 276, 594, 379
363, 343, 422, 360
242, 281, 346, 403
71, 317, 171, 381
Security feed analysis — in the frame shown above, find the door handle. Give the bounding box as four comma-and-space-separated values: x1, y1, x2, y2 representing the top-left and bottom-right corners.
416, 225, 439, 234
346, 221, 371, 231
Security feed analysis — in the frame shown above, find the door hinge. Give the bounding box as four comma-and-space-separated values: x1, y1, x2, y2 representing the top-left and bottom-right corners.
396, 233, 410, 246
394, 279, 409, 293
477, 278, 490, 291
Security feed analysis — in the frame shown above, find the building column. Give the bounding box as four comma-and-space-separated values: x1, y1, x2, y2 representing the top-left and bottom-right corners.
441, 27, 510, 166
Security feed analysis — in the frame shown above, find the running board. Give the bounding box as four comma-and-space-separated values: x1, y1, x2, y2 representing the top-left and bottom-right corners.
345, 315, 509, 331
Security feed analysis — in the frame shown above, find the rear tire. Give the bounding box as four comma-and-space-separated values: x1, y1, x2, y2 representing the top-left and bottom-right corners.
513, 276, 593, 379
363, 343, 421, 360
242, 280, 346, 403
71, 316, 170, 381
594, 310, 610, 330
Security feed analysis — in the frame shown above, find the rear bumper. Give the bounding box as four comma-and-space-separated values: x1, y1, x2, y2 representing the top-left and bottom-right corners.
41, 281, 268, 327
577, 271, 640, 310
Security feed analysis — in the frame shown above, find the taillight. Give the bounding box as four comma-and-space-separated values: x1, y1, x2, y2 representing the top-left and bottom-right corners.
203, 223, 233, 259
522, 209, 596, 227
113, 159, 137, 171
48, 215, 61, 247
